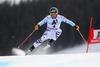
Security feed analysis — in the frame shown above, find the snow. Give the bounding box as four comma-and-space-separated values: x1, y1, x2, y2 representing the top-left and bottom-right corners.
0, 53, 100, 67
11, 48, 25, 56
0, 44, 100, 67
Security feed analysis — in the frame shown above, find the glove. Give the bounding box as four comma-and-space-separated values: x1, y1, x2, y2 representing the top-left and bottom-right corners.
35, 24, 39, 30
74, 25, 80, 30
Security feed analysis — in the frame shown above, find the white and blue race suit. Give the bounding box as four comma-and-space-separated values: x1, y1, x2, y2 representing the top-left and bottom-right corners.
33, 14, 75, 48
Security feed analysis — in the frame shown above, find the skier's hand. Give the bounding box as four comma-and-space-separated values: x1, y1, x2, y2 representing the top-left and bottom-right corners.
35, 24, 39, 30
74, 25, 80, 30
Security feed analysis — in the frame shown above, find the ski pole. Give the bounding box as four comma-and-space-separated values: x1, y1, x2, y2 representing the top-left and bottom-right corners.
18, 30, 36, 48
77, 30, 87, 44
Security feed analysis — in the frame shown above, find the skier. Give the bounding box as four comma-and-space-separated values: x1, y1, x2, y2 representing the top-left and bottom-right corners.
26, 7, 79, 55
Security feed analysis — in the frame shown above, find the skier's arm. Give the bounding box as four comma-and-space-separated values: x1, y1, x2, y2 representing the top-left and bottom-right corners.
38, 16, 48, 26
62, 16, 79, 30
34, 16, 48, 30
66, 19, 80, 30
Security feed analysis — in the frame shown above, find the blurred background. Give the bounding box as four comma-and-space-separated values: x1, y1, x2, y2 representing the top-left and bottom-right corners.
0, 0, 100, 56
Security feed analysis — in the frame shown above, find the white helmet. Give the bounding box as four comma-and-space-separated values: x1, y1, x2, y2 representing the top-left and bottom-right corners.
49, 7, 58, 14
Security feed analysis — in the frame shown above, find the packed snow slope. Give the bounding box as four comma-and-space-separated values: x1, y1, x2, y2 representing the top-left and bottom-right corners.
0, 44, 100, 67
0, 53, 100, 67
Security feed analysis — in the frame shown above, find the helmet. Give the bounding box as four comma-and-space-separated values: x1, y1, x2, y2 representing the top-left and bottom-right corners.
49, 7, 58, 14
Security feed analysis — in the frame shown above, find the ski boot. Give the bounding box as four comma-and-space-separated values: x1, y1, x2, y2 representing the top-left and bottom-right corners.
25, 45, 35, 55
43, 39, 54, 50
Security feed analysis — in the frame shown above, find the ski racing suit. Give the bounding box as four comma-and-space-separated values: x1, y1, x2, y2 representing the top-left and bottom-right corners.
33, 14, 75, 48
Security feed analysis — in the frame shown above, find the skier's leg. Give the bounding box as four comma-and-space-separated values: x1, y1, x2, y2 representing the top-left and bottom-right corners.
43, 29, 62, 50
48, 29, 62, 45
55, 29, 62, 39
33, 31, 49, 48
26, 39, 43, 55
26, 39, 46, 55
26, 30, 49, 55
